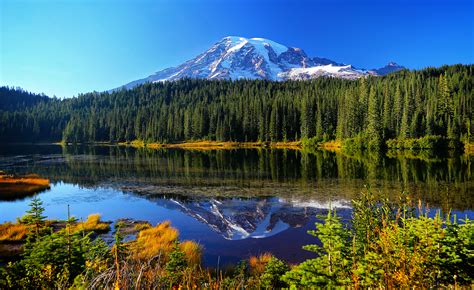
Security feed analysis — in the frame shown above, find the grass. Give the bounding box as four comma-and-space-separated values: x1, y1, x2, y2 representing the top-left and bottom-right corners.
249, 252, 273, 275
0, 214, 110, 244
130, 221, 201, 265
0, 222, 29, 242
131, 221, 180, 261
179, 240, 201, 266
72, 214, 111, 233
120, 139, 303, 150
318, 140, 342, 151
0, 172, 50, 196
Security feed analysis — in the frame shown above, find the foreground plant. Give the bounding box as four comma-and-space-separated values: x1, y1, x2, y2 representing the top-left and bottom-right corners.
282, 189, 474, 288
1, 191, 472, 288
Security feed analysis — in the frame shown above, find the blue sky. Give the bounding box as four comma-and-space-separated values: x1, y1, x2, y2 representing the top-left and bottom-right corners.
1, 0, 472, 98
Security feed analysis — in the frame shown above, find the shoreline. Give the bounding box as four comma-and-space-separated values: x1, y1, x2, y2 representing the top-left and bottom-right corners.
3, 140, 472, 155
118, 140, 303, 150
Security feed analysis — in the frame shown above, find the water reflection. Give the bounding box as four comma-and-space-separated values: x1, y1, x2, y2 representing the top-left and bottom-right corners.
0, 144, 471, 211
0, 144, 472, 264
138, 194, 351, 240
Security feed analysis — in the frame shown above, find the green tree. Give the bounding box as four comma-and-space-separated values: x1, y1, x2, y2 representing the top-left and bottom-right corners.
281, 208, 351, 287
366, 86, 382, 149
23, 196, 48, 238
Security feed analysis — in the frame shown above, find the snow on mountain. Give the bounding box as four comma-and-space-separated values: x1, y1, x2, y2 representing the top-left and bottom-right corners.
368, 62, 405, 76
117, 36, 404, 90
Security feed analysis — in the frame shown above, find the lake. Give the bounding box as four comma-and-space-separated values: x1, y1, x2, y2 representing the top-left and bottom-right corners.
0, 144, 472, 266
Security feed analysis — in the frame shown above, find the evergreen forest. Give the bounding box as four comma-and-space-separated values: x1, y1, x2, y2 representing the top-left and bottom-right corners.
0, 64, 472, 149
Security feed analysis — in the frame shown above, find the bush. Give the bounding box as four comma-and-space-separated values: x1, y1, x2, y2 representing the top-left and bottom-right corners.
386, 135, 462, 150
282, 190, 474, 288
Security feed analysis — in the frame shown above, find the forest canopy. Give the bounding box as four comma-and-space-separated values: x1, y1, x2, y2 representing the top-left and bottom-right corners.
0, 64, 472, 148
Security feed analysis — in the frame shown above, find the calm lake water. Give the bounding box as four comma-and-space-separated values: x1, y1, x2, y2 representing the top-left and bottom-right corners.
0, 144, 472, 266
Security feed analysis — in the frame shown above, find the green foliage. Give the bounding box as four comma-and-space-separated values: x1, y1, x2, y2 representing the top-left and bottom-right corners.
281, 208, 351, 287
0, 190, 472, 288
301, 136, 326, 148
22, 196, 48, 239
260, 256, 289, 288
386, 135, 462, 149
1, 65, 472, 149
2, 230, 103, 289
165, 243, 188, 286
342, 133, 368, 150
282, 191, 473, 288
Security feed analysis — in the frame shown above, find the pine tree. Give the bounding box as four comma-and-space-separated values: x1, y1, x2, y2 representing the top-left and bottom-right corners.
366, 86, 382, 148
281, 208, 351, 287
23, 196, 47, 238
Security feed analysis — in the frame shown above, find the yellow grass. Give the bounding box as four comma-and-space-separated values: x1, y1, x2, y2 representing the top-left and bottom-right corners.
120, 139, 302, 150
72, 214, 110, 233
131, 221, 179, 261
179, 240, 202, 266
0, 173, 50, 196
271, 141, 302, 148
318, 140, 342, 152
0, 222, 29, 242
130, 221, 202, 266
249, 252, 273, 275
0, 176, 50, 186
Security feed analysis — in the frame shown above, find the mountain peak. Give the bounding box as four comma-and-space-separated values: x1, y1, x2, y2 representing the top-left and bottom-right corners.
387, 61, 399, 66
218, 36, 289, 56
368, 62, 405, 76
116, 37, 404, 90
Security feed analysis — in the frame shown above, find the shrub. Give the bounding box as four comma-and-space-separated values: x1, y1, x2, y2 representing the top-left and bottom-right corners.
260, 256, 289, 288
386, 135, 462, 150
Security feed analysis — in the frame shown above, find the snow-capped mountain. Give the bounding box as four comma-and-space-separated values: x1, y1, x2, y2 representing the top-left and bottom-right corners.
118, 36, 404, 90
368, 62, 405, 76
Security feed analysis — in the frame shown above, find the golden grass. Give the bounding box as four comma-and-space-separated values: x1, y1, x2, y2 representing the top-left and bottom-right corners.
0, 222, 29, 242
0, 173, 50, 186
271, 141, 302, 148
318, 140, 342, 152
249, 252, 273, 275
72, 214, 110, 233
130, 221, 202, 266
179, 240, 202, 266
0, 173, 50, 196
131, 221, 179, 261
120, 139, 302, 150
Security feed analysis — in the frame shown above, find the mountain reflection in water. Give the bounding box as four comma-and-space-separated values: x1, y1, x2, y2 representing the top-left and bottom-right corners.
140, 194, 351, 240
0, 144, 472, 264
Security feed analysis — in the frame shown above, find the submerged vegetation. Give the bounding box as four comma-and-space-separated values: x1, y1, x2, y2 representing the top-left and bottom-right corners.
0, 189, 472, 288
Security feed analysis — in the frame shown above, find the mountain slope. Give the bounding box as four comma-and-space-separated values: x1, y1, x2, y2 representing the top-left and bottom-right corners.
117, 36, 405, 90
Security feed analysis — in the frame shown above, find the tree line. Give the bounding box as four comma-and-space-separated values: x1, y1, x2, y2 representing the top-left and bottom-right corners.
0, 64, 472, 147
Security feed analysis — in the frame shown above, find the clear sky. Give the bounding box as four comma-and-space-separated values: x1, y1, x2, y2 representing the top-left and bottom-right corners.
1, 0, 473, 98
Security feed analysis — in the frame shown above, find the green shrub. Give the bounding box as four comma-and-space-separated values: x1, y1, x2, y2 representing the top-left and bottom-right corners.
386, 135, 462, 150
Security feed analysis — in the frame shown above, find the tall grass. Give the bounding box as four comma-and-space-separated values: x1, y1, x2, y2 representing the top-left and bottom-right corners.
0, 222, 29, 242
